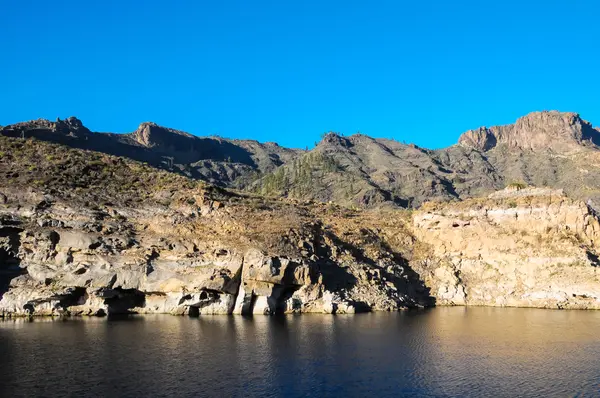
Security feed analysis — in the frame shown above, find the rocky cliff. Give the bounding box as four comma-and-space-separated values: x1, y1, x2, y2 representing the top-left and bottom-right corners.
0, 136, 431, 316
411, 187, 600, 309
458, 111, 600, 153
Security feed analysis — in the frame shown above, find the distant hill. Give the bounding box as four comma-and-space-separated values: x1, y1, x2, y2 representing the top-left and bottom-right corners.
0, 117, 302, 188
252, 111, 600, 207
3, 110, 600, 208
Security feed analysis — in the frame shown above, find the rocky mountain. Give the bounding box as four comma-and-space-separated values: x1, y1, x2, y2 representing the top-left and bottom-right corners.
2, 135, 600, 316
250, 133, 461, 207
0, 117, 302, 188
3, 110, 600, 209
253, 111, 600, 207
458, 111, 600, 152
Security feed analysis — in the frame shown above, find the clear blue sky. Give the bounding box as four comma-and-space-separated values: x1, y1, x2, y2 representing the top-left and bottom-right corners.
1, 1, 599, 149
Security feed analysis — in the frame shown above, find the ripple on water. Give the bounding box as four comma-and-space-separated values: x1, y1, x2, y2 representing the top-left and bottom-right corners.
0, 308, 600, 397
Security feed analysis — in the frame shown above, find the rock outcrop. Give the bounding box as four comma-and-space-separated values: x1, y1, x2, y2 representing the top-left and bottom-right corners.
412, 187, 600, 309
0, 117, 91, 140
131, 122, 196, 149
458, 111, 600, 153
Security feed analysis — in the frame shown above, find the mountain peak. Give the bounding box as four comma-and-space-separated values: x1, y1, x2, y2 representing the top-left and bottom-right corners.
55, 116, 85, 129
316, 132, 352, 149
131, 122, 195, 148
0, 116, 91, 138
458, 110, 600, 152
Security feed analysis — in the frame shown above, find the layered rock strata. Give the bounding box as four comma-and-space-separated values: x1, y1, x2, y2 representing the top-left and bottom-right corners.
412, 187, 600, 309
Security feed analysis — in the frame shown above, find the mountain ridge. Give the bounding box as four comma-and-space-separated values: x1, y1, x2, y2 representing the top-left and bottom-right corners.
3, 110, 600, 208
6, 109, 596, 158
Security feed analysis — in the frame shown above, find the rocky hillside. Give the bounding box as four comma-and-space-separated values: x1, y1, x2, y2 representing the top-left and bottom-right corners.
0, 135, 431, 316
2, 135, 600, 315
254, 111, 600, 207
250, 133, 460, 207
0, 117, 302, 188
4, 111, 600, 209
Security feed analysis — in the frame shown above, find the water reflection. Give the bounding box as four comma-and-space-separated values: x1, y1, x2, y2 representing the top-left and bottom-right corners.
1, 308, 599, 397
417, 307, 600, 396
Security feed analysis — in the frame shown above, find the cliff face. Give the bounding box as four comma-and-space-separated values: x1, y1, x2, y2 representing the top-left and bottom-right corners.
412, 187, 600, 309
0, 194, 430, 316
458, 111, 600, 153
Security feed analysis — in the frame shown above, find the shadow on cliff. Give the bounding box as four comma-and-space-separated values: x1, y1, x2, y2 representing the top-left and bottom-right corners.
582, 122, 600, 146
319, 229, 435, 308
103, 288, 147, 316
378, 240, 436, 307
0, 227, 26, 305
314, 232, 359, 293
586, 251, 600, 267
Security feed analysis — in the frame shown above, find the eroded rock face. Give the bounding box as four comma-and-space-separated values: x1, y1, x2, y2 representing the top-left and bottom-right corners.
458, 111, 600, 153
0, 184, 430, 316
7, 183, 600, 315
5, 183, 600, 314
412, 187, 600, 309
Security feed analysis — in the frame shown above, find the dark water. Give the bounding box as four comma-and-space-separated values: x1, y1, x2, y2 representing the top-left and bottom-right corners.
1, 308, 599, 397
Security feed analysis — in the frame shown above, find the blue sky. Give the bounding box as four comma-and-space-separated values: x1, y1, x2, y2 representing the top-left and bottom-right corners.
1, 0, 599, 149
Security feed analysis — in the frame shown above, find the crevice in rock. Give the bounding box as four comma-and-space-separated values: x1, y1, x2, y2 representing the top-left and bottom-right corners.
145, 249, 159, 276
189, 288, 224, 310
272, 284, 301, 314
451, 266, 467, 303
178, 294, 192, 305
195, 288, 221, 304
231, 259, 245, 314
58, 287, 87, 308
22, 287, 88, 316
102, 288, 146, 314
587, 251, 600, 267
188, 306, 200, 317
0, 227, 25, 301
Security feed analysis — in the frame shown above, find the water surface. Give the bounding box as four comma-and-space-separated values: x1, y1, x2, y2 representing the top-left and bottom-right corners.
1, 307, 599, 397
